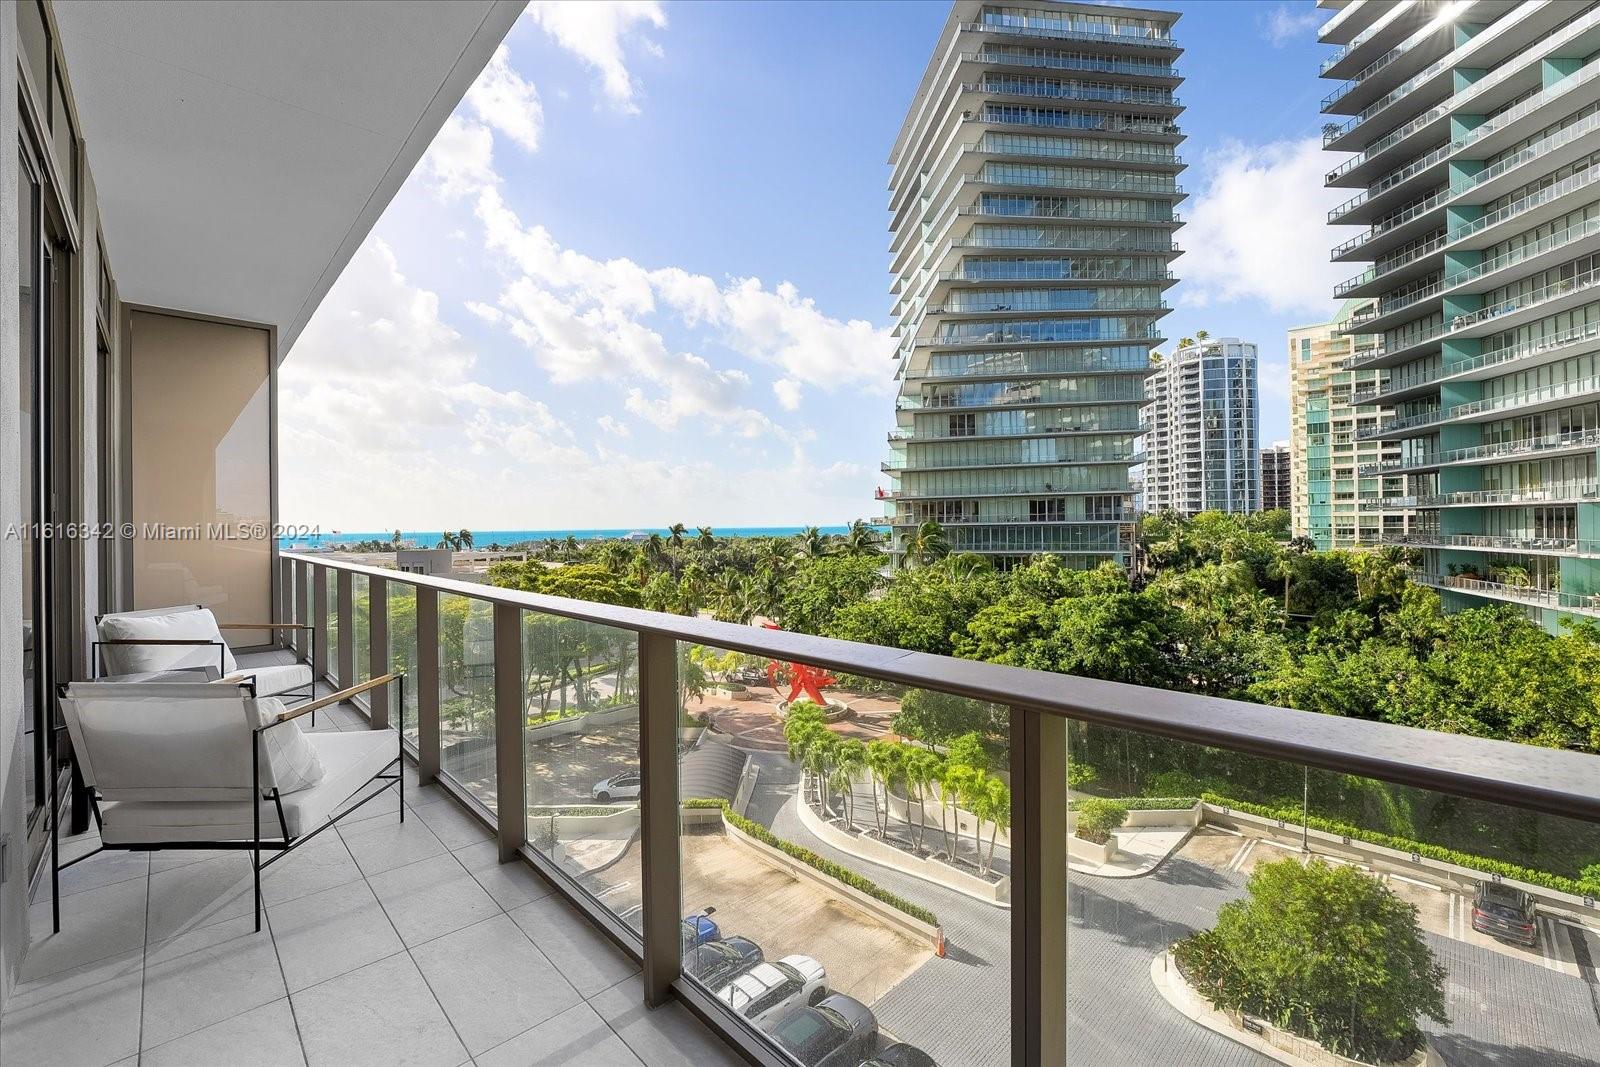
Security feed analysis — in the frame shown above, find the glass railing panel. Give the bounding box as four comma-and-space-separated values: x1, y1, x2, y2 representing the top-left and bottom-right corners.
325, 570, 340, 686
352, 573, 371, 697
522, 611, 643, 933
388, 581, 420, 747
438, 593, 497, 810
1068, 720, 1600, 1065
676, 639, 1010, 1067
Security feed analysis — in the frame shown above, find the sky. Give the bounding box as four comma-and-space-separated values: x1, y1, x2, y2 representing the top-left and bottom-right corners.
279, 0, 1362, 531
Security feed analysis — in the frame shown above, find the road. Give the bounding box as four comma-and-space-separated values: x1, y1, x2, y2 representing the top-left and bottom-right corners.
740, 751, 1600, 1067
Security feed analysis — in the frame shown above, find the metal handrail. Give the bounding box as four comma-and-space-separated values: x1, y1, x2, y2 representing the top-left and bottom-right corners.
1383, 532, 1600, 555
1360, 427, 1600, 474
284, 551, 1600, 820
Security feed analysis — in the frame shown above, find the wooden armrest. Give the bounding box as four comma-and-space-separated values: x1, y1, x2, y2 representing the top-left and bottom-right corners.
269, 672, 405, 726
218, 622, 314, 630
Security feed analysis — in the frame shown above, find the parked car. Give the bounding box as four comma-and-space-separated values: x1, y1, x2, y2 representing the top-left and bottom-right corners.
861, 1042, 937, 1067
1470, 881, 1538, 946
715, 954, 827, 1028
684, 935, 763, 990
681, 908, 720, 951
768, 993, 878, 1066
591, 770, 640, 803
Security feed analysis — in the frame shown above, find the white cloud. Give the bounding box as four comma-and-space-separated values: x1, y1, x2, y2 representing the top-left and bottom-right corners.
466, 45, 544, 152
465, 300, 503, 323
1262, 4, 1323, 47
772, 379, 803, 411
523, 1, 666, 112
1180, 137, 1357, 317
597, 414, 631, 438
419, 116, 497, 199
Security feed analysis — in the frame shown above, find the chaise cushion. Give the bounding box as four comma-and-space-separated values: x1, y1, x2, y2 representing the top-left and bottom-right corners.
236, 662, 314, 699
99, 729, 398, 844
99, 607, 238, 676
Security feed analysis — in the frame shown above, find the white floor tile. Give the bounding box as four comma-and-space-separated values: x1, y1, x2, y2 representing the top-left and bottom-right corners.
146, 852, 255, 943
410, 913, 580, 1055
22, 877, 148, 982
141, 914, 287, 1048
367, 854, 499, 947
141, 998, 305, 1067
261, 832, 364, 908
507, 894, 639, 998
589, 976, 745, 1067
411, 799, 493, 849
338, 814, 446, 877
292, 952, 466, 1067
476, 1002, 642, 1067
453, 842, 552, 911
0, 949, 143, 1067
268, 880, 403, 993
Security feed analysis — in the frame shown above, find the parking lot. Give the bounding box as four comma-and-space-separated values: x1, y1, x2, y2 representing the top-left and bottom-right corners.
526, 717, 639, 807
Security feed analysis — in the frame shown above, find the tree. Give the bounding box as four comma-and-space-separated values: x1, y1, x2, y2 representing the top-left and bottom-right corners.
457, 529, 474, 551
795, 525, 829, 559
864, 740, 901, 836
832, 738, 867, 829
696, 525, 716, 551
391, 528, 403, 548
778, 555, 883, 636
1174, 858, 1447, 1063
667, 523, 688, 549
1074, 798, 1127, 844
892, 689, 1001, 746
842, 519, 882, 557
899, 520, 950, 568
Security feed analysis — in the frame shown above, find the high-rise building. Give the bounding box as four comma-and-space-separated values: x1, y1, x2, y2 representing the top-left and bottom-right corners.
1288, 301, 1412, 549
1141, 337, 1259, 515
1262, 440, 1292, 512
881, 1, 1185, 567
1320, 0, 1600, 627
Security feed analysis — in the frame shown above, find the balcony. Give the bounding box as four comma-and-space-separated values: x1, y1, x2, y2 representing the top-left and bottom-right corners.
1382, 532, 1600, 557
1409, 570, 1600, 616
1363, 373, 1600, 440
1367, 480, 1600, 508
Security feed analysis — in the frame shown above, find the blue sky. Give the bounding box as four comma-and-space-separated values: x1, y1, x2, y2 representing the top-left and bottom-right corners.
280, 0, 1358, 531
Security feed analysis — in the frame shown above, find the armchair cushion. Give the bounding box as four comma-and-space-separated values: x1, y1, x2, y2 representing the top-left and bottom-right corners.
236, 662, 314, 699
255, 698, 325, 794
99, 607, 238, 676
99, 730, 398, 843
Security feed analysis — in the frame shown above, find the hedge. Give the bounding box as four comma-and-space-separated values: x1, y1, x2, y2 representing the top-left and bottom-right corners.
1201, 793, 1600, 899
1069, 796, 1198, 812
684, 799, 940, 927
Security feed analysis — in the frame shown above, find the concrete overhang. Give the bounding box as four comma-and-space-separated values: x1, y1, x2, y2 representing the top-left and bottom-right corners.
52, 0, 524, 355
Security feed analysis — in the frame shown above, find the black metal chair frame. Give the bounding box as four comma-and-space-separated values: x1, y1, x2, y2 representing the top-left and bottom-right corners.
52, 672, 405, 934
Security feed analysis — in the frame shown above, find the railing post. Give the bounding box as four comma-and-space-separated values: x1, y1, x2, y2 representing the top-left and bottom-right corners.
638, 632, 682, 1008
312, 565, 329, 683
1011, 705, 1066, 1067
369, 575, 389, 729
416, 585, 440, 784
337, 569, 354, 691
293, 560, 309, 659
279, 556, 292, 635
493, 602, 526, 862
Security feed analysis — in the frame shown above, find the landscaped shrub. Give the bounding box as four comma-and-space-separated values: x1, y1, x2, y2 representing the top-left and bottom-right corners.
1202, 793, 1600, 899
688, 799, 939, 927
1174, 858, 1447, 1063
1066, 758, 1099, 790
1074, 798, 1129, 844
1069, 796, 1197, 812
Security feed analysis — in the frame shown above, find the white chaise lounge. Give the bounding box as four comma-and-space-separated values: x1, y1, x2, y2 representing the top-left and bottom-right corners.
94, 604, 316, 703
54, 674, 403, 932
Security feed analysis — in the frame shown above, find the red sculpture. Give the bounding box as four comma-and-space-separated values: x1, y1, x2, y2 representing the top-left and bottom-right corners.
761, 623, 837, 708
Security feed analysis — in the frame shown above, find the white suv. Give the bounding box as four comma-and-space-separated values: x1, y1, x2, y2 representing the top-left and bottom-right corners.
714, 954, 827, 1029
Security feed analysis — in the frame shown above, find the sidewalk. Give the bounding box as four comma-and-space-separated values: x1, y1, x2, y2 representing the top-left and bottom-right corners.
1071, 825, 1193, 878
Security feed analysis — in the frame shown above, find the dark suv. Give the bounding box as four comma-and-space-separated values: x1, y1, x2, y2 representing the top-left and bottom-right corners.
768, 994, 877, 1066
1470, 882, 1537, 946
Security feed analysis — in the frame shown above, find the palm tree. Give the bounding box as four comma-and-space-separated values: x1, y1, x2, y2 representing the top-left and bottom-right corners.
942, 552, 993, 580
563, 534, 580, 560
1195, 329, 1210, 341
711, 570, 752, 624
696, 526, 716, 551
597, 542, 631, 574
959, 768, 990, 868
832, 739, 867, 829
1177, 336, 1196, 348
679, 563, 709, 616
843, 519, 882, 557
668, 523, 688, 550
900, 521, 950, 568
795, 525, 828, 559
643, 532, 666, 567
902, 750, 937, 850
940, 762, 973, 861
982, 777, 1011, 874
438, 531, 460, 551
864, 740, 900, 836
458, 529, 474, 551
628, 548, 652, 587
391, 529, 403, 549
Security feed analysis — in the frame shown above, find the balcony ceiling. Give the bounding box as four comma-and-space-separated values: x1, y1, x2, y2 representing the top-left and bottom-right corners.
52, 0, 524, 354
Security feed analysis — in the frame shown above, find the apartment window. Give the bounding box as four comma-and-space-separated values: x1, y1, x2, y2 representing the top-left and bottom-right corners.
948, 412, 977, 437
1084, 494, 1122, 520
1029, 498, 1066, 521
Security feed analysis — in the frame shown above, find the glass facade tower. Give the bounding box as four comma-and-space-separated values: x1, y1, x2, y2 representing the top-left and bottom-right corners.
1321, 0, 1600, 626
882, 1, 1185, 567
1142, 337, 1260, 515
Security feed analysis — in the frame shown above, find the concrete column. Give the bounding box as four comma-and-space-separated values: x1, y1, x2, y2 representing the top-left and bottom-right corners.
337, 569, 353, 689
638, 632, 682, 1007
416, 585, 440, 783
492, 602, 526, 861
1011, 705, 1066, 1066
368, 575, 388, 729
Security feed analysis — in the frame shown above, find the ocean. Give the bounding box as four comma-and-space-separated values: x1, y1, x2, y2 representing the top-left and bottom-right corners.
278, 525, 854, 550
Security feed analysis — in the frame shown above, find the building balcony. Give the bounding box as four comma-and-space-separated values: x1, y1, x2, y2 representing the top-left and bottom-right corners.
959, 19, 1183, 57
1359, 426, 1600, 476
1360, 319, 1600, 399
1365, 480, 1600, 508
1409, 570, 1600, 616
1333, 232, 1445, 298
963, 48, 1181, 83
1382, 532, 1600, 558
1363, 368, 1600, 441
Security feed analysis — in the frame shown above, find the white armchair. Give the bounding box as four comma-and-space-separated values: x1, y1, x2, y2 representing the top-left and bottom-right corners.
53, 674, 404, 933
94, 604, 316, 703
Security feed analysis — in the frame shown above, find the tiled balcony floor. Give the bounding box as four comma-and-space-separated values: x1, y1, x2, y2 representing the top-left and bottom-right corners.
1, 698, 744, 1067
